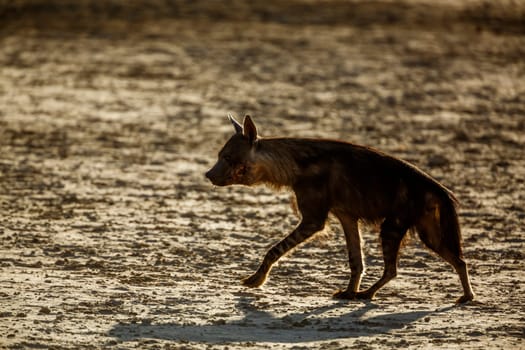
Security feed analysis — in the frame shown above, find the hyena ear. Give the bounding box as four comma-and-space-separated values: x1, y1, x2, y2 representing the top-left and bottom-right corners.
243, 115, 257, 144
228, 113, 243, 134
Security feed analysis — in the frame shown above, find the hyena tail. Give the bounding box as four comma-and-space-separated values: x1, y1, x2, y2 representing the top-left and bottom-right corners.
440, 195, 463, 257
415, 190, 462, 258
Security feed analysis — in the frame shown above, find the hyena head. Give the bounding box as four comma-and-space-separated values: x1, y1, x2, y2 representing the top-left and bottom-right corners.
205, 114, 259, 186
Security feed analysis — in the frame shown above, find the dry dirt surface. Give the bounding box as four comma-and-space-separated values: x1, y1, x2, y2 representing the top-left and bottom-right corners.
1, 1, 524, 349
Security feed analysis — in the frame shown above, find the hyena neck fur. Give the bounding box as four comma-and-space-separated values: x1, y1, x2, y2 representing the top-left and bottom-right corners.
250, 138, 299, 188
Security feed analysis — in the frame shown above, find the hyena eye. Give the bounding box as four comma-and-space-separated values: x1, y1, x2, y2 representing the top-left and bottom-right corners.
223, 155, 232, 163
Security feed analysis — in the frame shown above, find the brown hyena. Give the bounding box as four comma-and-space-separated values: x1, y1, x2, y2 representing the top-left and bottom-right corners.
205, 115, 474, 303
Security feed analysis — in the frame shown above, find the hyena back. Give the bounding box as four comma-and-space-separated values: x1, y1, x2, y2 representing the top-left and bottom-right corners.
205, 115, 474, 303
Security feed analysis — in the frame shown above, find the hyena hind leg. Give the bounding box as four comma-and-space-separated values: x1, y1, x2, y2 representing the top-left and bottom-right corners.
418, 227, 474, 303
354, 219, 408, 300
416, 194, 474, 303
333, 214, 363, 300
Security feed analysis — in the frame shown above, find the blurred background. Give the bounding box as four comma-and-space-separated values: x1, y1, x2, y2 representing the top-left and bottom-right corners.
2, 0, 524, 30
1, 1, 524, 349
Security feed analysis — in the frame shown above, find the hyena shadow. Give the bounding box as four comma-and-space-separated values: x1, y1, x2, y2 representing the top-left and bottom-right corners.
109, 297, 447, 344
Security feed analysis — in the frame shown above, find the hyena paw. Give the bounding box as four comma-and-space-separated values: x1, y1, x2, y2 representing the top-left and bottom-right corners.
456, 293, 474, 304
333, 289, 357, 300
355, 290, 375, 300
241, 273, 266, 288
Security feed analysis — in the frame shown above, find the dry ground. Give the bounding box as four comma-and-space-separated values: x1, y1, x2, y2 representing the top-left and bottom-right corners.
0, 1, 524, 349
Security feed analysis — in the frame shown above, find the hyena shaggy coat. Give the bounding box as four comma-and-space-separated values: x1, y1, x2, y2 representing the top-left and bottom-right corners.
206, 115, 474, 303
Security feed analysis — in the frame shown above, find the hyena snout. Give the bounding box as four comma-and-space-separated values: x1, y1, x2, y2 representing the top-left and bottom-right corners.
205, 161, 230, 186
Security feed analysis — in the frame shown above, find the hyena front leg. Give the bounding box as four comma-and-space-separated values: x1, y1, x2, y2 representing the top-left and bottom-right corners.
242, 219, 326, 288
333, 214, 363, 299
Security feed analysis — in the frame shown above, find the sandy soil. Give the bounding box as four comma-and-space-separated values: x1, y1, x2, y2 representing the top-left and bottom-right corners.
0, 1, 524, 349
